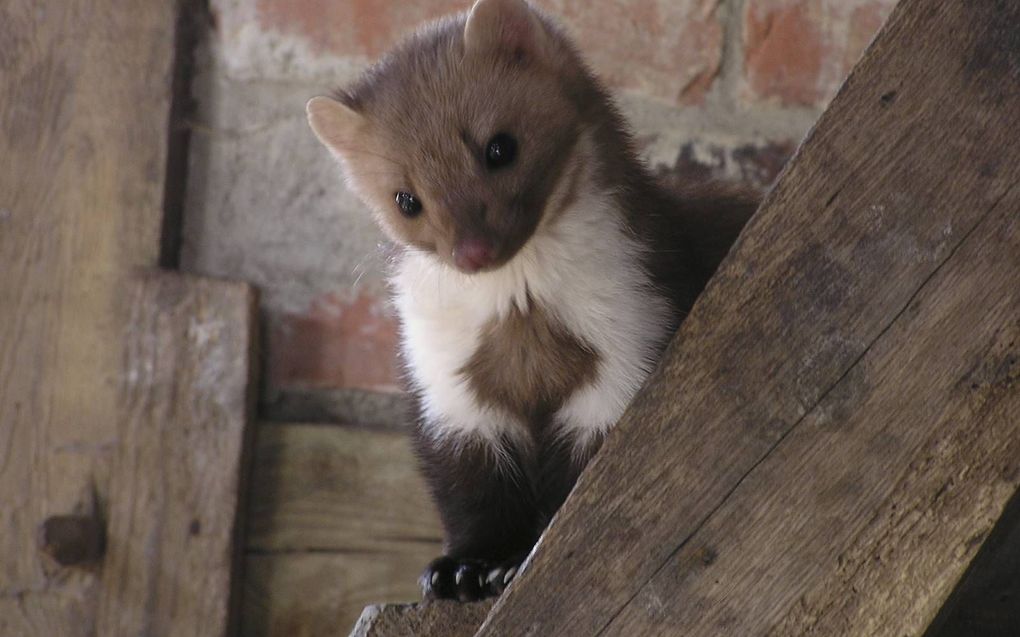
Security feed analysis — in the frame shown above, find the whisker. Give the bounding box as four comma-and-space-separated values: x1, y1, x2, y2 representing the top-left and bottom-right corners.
351, 253, 373, 289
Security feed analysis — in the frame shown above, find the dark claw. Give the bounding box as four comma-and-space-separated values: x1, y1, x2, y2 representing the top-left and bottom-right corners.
421, 556, 488, 601
504, 565, 518, 585
421, 554, 526, 601
421, 556, 459, 600
454, 562, 485, 602
486, 561, 521, 596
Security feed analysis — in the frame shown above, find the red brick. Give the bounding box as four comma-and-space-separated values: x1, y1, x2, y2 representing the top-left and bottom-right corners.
255, 0, 723, 105
845, 2, 890, 71
256, 0, 464, 58
742, 0, 896, 107
269, 292, 401, 393
549, 0, 723, 104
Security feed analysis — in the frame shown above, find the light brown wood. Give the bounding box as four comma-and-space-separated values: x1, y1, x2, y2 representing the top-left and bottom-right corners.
246, 424, 443, 553
244, 550, 447, 637
0, 0, 179, 633
0, 592, 98, 637
242, 423, 443, 636
350, 601, 494, 637
96, 272, 258, 636
474, 0, 1020, 634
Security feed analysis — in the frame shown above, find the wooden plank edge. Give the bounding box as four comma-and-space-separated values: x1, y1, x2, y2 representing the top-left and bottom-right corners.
349, 601, 494, 637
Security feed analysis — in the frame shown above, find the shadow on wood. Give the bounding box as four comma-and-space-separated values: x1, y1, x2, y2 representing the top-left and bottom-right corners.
926, 487, 1020, 637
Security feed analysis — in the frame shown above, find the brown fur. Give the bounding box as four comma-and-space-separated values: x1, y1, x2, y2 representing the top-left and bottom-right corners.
323, 13, 590, 273
460, 301, 600, 425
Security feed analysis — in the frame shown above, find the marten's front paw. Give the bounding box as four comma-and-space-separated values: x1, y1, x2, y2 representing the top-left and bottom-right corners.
420, 555, 522, 601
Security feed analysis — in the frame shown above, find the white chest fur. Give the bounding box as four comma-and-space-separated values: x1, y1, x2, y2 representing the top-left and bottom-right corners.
392, 195, 673, 449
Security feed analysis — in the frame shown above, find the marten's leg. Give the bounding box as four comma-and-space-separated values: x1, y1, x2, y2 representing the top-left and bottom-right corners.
414, 426, 537, 601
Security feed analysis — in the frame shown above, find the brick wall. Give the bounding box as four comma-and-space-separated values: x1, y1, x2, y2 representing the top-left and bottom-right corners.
182, 0, 896, 427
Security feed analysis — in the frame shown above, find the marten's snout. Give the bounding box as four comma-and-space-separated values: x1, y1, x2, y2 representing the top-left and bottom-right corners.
453, 237, 495, 273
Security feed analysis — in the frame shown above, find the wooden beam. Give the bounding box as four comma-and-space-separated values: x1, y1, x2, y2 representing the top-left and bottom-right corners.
245, 551, 448, 637
96, 273, 258, 636
0, 0, 180, 633
241, 424, 443, 634
350, 601, 494, 637
246, 424, 443, 553
475, 0, 1020, 635
599, 171, 1019, 636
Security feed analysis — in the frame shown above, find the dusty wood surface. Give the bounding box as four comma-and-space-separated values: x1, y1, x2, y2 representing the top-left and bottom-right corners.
350, 601, 494, 637
242, 424, 442, 636
244, 551, 441, 637
96, 273, 258, 636
246, 424, 443, 553
472, 0, 1020, 635
601, 169, 1020, 636
0, 0, 180, 634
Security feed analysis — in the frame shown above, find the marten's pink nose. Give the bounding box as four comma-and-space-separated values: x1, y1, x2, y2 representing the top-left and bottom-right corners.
453, 238, 495, 273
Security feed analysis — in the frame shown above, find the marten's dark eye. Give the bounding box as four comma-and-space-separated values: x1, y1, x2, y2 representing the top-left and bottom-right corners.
395, 191, 423, 217
485, 133, 517, 170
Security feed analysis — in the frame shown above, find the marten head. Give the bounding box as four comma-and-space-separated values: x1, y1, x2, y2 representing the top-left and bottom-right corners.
307, 0, 604, 274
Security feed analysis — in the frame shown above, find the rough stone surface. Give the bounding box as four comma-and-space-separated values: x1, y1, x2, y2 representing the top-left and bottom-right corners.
231, 0, 723, 104
183, 0, 893, 424
260, 388, 410, 429
269, 291, 401, 394
551, 0, 724, 105
670, 138, 796, 188
742, 0, 897, 107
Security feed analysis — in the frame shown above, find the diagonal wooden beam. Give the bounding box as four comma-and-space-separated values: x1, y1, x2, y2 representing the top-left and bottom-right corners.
474, 0, 1020, 634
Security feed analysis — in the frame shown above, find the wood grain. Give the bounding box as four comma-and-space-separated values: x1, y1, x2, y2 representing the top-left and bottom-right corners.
96, 273, 258, 636
602, 177, 1020, 636
246, 424, 443, 553
244, 550, 447, 637
350, 601, 494, 637
242, 424, 443, 636
0, 592, 98, 637
0, 0, 179, 633
475, 0, 1020, 634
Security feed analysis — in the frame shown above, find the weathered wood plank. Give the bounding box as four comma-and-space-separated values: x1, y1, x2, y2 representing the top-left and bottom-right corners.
243, 551, 445, 637
0, 0, 180, 632
602, 178, 1020, 635
0, 592, 98, 637
350, 601, 494, 637
96, 273, 257, 637
476, 0, 1020, 634
242, 423, 443, 636
246, 424, 443, 553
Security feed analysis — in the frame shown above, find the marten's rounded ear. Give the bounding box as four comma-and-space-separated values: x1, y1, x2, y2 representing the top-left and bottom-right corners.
306, 96, 366, 161
464, 0, 549, 62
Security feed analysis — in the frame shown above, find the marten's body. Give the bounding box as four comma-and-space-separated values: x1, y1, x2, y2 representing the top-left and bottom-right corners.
307, 0, 758, 601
